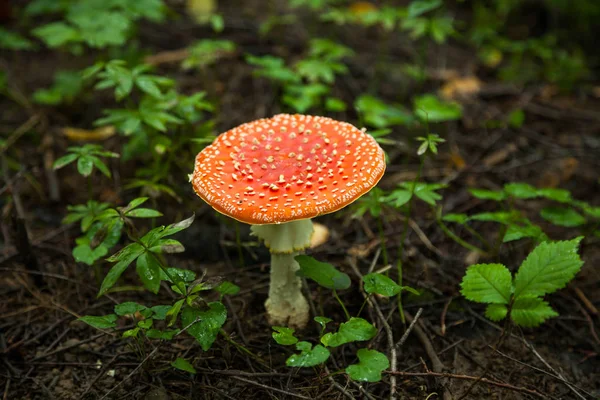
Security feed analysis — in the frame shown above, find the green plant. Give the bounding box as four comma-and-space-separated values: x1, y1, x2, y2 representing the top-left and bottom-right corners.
32, 70, 84, 105
182, 39, 236, 70
53, 144, 119, 178
27, 0, 167, 52
461, 237, 584, 327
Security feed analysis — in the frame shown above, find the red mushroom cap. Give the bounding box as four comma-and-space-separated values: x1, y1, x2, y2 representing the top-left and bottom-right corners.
192, 114, 386, 225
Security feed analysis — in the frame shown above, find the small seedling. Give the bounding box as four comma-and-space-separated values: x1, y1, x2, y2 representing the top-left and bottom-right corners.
460, 237, 584, 327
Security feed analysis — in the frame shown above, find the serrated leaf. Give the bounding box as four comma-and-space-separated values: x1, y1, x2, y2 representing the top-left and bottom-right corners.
79, 314, 118, 329
363, 273, 401, 297
460, 264, 512, 304
485, 304, 508, 321
172, 357, 196, 374
346, 349, 389, 382
181, 302, 227, 351
272, 326, 298, 345
320, 317, 377, 348
513, 237, 584, 299
114, 302, 146, 316
286, 341, 330, 367
540, 207, 586, 227
511, 297, 558, 327
296, 255, 351, 290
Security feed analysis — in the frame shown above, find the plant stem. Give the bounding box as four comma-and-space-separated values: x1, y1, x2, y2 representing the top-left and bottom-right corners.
235, 222, 244, 268
395, 155, 426, 324
436, 212, 487, 255
333, 289, 350, 320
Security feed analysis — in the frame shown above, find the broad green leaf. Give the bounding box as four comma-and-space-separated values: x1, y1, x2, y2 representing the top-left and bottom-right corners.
511, 297, 558, 327
363, 273, 401, 297
286, 341, 330, 367
540, 207, 586, 227
383, 189, 412, 208
214, 281, 240, 296
137, 319, 153, 329
536, 188, 572, 203
485, 304, 508, 321
468, 188, 506, 201
172, 357, 196, 374
136, 252, 162, 294
122, 328, 140, 338
77, 156, 94, 176
114, 302, 146, 316
513, 237, 583, 299
72, 243, 107, 265
296, 255, 351, 290
503, 223, 546, 243
150, 305, 172, 320
460, 264, 512, 304
414, 94, 462, 122
346, 349, 389, 382
181, 302, 227, 351
504, 183, 538, 199
160, 267, 196, 283
272, 326, 298, 345
79, 314, 118, 329
320, 317, 377, 348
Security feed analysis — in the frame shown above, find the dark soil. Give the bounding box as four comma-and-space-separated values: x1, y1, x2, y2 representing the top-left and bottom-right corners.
1, 1, 599, 399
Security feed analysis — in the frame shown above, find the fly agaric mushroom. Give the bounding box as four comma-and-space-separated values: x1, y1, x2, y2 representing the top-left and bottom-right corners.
191, 114, 385, 328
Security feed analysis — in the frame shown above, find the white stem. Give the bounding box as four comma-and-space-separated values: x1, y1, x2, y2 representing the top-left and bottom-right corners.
264, 252, 309, 328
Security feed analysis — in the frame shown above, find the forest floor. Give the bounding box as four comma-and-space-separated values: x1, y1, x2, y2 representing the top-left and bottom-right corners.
1, 1, 599, 399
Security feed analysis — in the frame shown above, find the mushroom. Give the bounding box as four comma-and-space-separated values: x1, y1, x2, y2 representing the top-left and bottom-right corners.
191, 114, 385, 328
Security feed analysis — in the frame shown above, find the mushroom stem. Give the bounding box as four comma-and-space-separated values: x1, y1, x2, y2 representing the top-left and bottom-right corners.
265, 252, 309, 328
251, 219, 313, 328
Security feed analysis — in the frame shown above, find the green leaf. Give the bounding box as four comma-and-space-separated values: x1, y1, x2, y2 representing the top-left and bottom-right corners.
460, 264, 512, 304
79, 314, 118, 329
503, 223, 546, 243
150, 305, 172, 320
214, 281, 240, 296
314, 316, 332, 329
172, 357, 196, 374
413, 94, 462, 122
507, 109, 525, 128
99, 243, 145, 296
272, 326, 298, 345
320, 317, 377, 348
181, 302, 227, 351
346, 349, 389, 382
0, 27, 35, 50
513, 237, 584, 299
296, 255, 351, 290
122, 197, 148, 211
166, 299, 185, 326
122, 328, 139, 338
363, 273, 401, 297
511, 297, 558, 327
53, 153, 79, 170
468, 188, 507, 201
407, 0, 442, 18
398, 182, 446, 206
72, 243, 107, 265
149, 239, 185, 254
286, 341, 330, 367
32, 22, 80, 47
114, 302, 146, 316
540, 207, 586, 227
76, 156, 94, 177
136, 252, 162, 294
485, 304, 508, 321
504, 183, 538, 199
126, 208, 163, 218
135, 76, 163, 98
442, 213, 469, 224
536, 188, 572, 203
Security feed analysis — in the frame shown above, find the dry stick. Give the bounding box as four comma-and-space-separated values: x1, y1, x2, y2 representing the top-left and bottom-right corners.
32, 333, 106, 362
386, 371, 547, 399
230, 376, 313, 400
395, 308, 423, 349
323, 367, 355, 400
